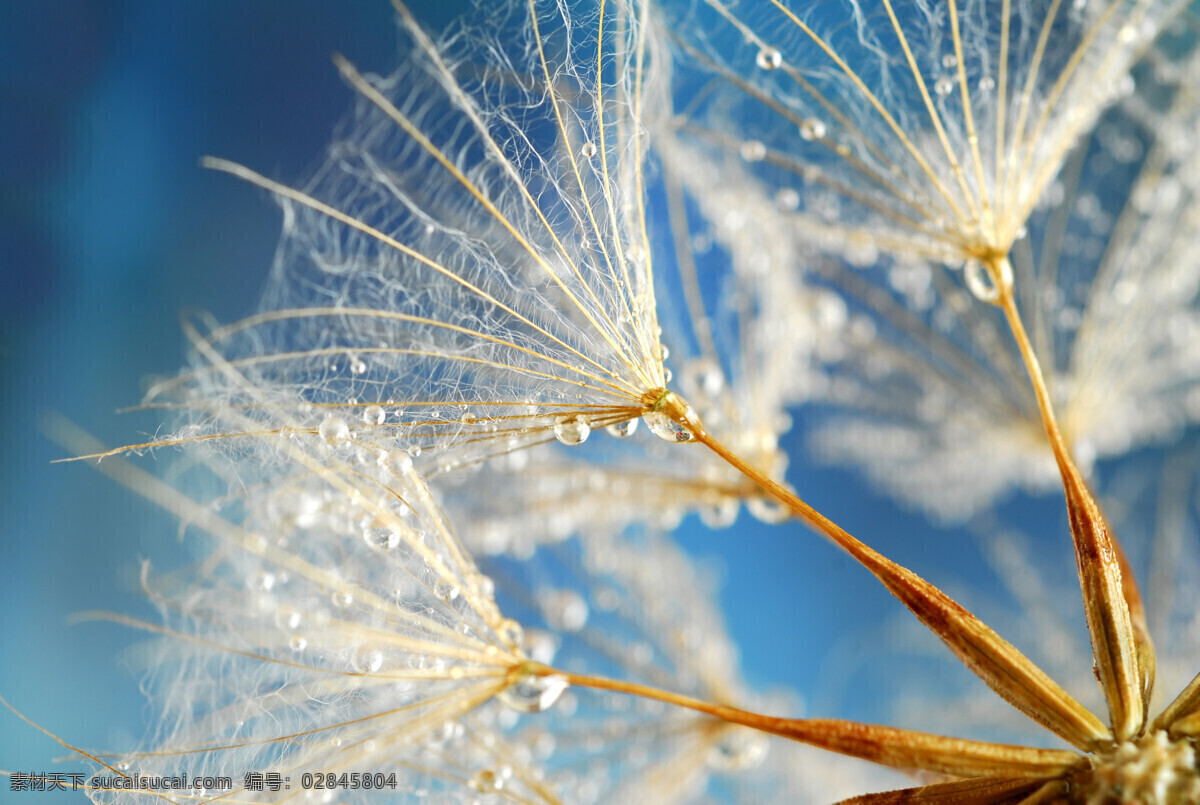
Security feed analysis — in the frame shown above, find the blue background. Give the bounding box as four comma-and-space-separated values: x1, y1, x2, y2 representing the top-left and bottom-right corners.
0, 2, 1026, 799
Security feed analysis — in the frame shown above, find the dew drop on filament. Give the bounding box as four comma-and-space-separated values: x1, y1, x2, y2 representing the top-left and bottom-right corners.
739, 140, 767, 162
755, 46, 782, 70
318, 415, 350, 446
963, 258, 1012, 304
496, 618, 525, 649
434, 576, 461, 603
362, 405, 385, 425
351, 647, 384, 674
388, 449, 414, 475
605, 418, 639, 439
499, 671, 570, 714
799, 118, 826, 141
363, 526, 401, 551
553, 415, 591, 446
643, 410, 695, 443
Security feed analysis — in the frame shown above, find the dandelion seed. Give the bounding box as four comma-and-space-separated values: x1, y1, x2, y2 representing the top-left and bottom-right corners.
663, 0, 1194, 519
178, 0, 684, 479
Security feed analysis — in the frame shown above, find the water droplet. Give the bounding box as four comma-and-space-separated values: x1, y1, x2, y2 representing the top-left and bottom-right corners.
351, 647, 383, 674
580, 141, 597, 159
319, 415, 350, 446
275, 608, 302, 630
605, 418, 639, 438
499, 671, 570, 713
474, 574, 496, 598
739, 140, 766, 162
363, 526, 401, 551
756, 46, 782, 71
434, 576, 460, 603
978, 75, 995, 91
934, 76, 955, 96
963, 258, 1011, 303
700, 499, 740, 529
349, 357, 367, 375
254, 571, 276, 592
643, 410, 695, 443
798, 117, 826, 141
685, 359, 726, 399
497, 618, 524, 649
388, 449, 414, 475
706, 726, 769, 771
289, 635, 308, 652
331, 589, 354, 608
774, 188, 800, 210
362, 405, 385, 425
553, 415, 591, 446
522, 629, 559, 664
941, 54, 958, 69
471, 769, 504, 794
541, 589, 589, 632
425, 720, 461, 748
747, 495, 790, 524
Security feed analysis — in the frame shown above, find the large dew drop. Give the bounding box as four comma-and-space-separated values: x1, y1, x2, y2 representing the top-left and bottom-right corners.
499, 670, 570, 714
318, 415, 350, 446
553, 415, 591, 446
605, 418, 638, 439
643, 410, 695, 443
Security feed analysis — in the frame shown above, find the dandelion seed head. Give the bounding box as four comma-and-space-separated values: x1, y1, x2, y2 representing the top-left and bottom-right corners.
665, 22, 1200, 520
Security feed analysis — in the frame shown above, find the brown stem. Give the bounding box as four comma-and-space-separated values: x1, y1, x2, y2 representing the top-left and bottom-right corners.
990, 257, 1149, 739
548, 668, 1080, 779
651, 392, 1110, 750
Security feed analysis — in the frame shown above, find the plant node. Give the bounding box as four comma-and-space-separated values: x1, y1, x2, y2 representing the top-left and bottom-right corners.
1072, 731, 1199, 804
643, 389, 703, 443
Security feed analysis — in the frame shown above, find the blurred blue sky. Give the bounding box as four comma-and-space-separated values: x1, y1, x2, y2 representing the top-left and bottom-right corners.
0, 2, 1027, 799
